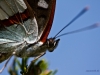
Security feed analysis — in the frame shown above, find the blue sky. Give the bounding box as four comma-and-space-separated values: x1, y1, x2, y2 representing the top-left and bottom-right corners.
0, 0, 100, 75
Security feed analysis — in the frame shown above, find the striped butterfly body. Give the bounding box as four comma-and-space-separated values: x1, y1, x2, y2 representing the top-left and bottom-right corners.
0, 0, 59, 62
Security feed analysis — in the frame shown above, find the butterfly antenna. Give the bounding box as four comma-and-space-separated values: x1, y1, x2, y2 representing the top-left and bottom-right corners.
54, 6, 89, 38
56, 23, 100, 38
0, 56, 12, 73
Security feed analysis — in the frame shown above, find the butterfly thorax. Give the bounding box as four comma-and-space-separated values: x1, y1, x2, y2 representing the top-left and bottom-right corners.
15, 38, 60, 57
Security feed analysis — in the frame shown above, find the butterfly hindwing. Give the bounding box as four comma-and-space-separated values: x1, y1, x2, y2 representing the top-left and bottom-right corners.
0, 0, 38, 62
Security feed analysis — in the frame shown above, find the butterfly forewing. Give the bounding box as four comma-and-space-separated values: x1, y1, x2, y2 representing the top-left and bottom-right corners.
27, 0, 56, 42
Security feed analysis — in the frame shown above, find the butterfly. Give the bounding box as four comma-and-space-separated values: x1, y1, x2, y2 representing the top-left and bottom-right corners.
0, 0, 99, 73
0, 0, 59, 62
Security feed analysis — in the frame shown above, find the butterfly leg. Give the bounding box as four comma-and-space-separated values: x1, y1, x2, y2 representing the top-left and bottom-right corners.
0, 51, 17, 73
0, 55, 13, 73
32, 52, 46, 62
28, 52, 46, 69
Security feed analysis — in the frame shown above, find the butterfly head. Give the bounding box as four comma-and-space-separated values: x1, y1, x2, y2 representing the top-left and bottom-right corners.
46, 38, 60, 52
